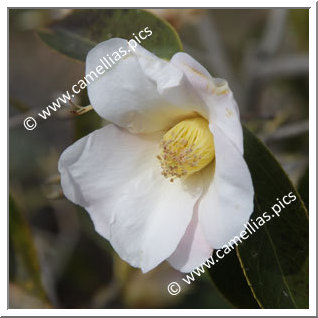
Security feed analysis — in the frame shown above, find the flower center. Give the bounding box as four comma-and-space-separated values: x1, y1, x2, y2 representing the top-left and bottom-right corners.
157, 117, 215, 182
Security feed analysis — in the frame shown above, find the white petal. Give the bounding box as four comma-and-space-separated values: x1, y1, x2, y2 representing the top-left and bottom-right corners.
86, 39, 204, 133
58, 125, 201, 272
199, 124, 254, 249
171, 52, 244, 154
167, 201, 212, 273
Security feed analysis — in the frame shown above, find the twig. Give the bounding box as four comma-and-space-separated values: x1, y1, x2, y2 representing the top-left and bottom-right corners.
258, 9, 288, 56
262, 120, 309, 142
256, 54, 309, 78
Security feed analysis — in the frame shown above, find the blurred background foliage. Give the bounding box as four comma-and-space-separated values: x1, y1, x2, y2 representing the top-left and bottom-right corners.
9, 8, 309, 309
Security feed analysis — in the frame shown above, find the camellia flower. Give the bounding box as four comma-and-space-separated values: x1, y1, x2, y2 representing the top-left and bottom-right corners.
59, 38, 254, 273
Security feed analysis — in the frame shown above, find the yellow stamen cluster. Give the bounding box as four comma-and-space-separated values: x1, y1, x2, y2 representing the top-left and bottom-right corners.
157, 117, 215, 182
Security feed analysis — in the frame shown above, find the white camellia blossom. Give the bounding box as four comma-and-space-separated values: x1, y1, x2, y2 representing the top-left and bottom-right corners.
59, 38, 254, 273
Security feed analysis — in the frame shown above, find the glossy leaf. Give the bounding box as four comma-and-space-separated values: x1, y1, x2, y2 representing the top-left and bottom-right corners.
207, 127, 308, 308
298, 165, 309, 211
208, 249, 260, 308
37, 9, 183, 62
236, 126, 309, 309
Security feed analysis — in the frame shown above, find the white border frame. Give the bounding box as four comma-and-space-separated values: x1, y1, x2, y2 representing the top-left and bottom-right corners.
4, 1, 316, 316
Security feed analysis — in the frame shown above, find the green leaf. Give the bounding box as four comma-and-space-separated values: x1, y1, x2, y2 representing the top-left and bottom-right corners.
37, 9, 182, 62
297, 165, 309, 211
208, 249, 260, 308
9, 194, 50, 308
236, 127, 309, 309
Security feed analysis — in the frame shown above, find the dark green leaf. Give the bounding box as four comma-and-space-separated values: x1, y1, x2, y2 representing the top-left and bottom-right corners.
37, 9, 182, 62
175, 273, 234, 309
208, 249, 260, 308
297, 165, 309, 211
236, 126, 309, 309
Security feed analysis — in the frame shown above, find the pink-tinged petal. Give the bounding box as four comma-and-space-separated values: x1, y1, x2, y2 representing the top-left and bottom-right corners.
58, 125, 201, 272
167, 201, 213, 273
199, 124, 254, 249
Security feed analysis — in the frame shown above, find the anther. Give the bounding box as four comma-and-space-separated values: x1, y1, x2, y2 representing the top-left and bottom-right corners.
157, 117, 215, 180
